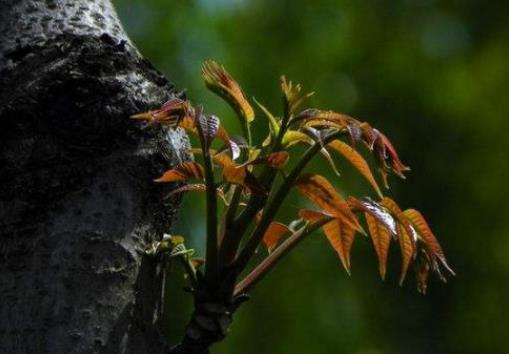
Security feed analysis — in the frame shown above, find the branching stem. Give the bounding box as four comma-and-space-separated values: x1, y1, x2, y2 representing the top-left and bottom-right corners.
225, 103, 293, 257
234, 217, 334, 295
234, 130, 346, 272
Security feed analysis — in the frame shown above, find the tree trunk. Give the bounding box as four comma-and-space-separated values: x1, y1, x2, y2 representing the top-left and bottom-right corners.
0, 1, 188, 353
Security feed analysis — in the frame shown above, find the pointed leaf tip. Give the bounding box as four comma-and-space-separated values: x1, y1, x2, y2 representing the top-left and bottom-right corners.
263, 222, 290, 253
294, 173, 361, 232
403, 208, 455, 286
281, 76, 314, 115
328, 139, 383, 198
365, 212, 391, 280
202, 60, 254, 123
155, 162, 205, 183
380, 197, 417, 285
322, 219, 356, 274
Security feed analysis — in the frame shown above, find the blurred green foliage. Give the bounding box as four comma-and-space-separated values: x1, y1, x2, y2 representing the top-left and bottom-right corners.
115, 1, 509, 353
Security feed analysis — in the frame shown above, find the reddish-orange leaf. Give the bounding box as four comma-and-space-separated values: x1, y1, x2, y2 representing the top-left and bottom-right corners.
222, 164, 265, 194
266, 151, 290, 168
299, 208, 356, 273
380, 198, 415, 241
179, 115, 197, 134
298, 208, 332, 223
216, 125, 229, 142
403, 209, 455, 275
131, 98, 191, 127
158, 97, 190, 112
155, 162, 204, 182
131, 111, 180, 127
202, 60, 254, 122
212, 152, 235, 169
380, 197, 417, 284
322, 219, 357, 274
365, 213, 392, 280
371, 129, 410, 187
223, 165, 246, 186
240, 151, 290, 169
295, 174, 342, 213
130, 111, 153, 122
202, 151, 265, 193
377, 130, 409, 177
328, 140, 383, 198
396, 223, 415, 285
347, 197, 397, 236
263, 222, 290, 253
342, 225, 357, 272
295, 173, 361, 231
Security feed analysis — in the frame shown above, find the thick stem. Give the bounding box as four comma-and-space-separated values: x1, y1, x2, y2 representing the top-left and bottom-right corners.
219, 185, 243, 265
225, 162, 281, 261
199, 135, 219, 284
168, 276, 242, 354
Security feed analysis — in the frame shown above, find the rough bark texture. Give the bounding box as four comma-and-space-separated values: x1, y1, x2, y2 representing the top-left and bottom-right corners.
0, 0, 188, 353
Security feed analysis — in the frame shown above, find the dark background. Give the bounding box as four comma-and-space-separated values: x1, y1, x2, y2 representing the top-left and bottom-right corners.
115, 1, 509, 353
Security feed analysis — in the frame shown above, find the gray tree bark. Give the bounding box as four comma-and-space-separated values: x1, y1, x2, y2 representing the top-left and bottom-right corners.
0, 1, 188, 353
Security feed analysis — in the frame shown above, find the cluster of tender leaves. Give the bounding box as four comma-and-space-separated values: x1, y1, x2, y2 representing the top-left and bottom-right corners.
132, 60, 453, 294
